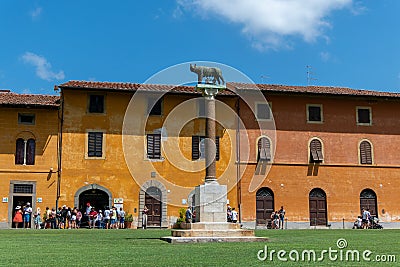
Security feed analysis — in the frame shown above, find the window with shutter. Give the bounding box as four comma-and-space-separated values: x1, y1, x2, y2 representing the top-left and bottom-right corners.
310, 139, 323, 163
360, 141, 372, 164
88, 95, 105, 113
15, 138, 25, 165
15, 138, 35, 165
192, 136, 220, 161
26, 139, 35, 165
88, 132, 103, 157
192, 136, 200, 160
147, 134, 161, 159
257, 137, 271, 162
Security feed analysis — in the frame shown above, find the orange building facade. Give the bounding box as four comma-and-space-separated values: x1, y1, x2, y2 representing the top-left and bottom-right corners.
232, 83, 400, 228
0, 91, 59, 228
1, 82, 399, 229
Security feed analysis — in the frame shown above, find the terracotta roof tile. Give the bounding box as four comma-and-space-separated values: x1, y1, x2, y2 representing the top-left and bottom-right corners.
228, 82, 400, 99
0, 91, 59, 108
58, 80, 400, 99
58, 80, 235, 95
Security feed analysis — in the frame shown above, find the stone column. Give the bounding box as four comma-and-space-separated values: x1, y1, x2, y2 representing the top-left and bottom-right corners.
205, 95, 216, 183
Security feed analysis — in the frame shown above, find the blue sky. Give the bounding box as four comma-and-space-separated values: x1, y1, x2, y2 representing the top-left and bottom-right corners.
0, 1, 399, 95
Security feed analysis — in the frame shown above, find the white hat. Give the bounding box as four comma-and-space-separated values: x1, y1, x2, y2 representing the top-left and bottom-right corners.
15, 206, 21, 210
26, 202, 30, 206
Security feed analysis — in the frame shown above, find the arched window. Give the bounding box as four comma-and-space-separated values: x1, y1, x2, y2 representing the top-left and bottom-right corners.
359, 140, 372, 164
309, 139, 323, 163
15, 138, 35, 165
257, 137, 271, 162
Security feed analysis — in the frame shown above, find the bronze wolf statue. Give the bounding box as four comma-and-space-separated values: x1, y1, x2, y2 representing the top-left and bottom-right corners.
190, 64, 225, 85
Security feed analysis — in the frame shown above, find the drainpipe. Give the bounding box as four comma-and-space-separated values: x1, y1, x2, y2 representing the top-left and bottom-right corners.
56, 87, 64, 210
235, 97, 242, 223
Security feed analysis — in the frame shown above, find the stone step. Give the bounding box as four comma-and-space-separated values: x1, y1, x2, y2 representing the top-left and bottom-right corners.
161, 236, 269, 244
180, 222, 242, 230
171, 229, 255, 237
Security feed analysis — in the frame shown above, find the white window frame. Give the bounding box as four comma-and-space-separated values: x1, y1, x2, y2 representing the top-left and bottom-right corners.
356, 106, 372, 126
255, 102, 272, 121
306, 104, 323, 124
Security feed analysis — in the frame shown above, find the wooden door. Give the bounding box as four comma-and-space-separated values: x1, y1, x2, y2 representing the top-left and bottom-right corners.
360, 189, 377, 217
256, 188, 274, 227
309, 188, 327, 226
145, 187, 161, 227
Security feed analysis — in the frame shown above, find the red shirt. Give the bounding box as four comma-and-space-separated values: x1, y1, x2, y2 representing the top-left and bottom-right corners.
89, 210, 98, 219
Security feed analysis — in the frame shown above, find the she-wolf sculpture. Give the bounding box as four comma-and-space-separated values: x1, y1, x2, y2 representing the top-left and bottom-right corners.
190, 64, 225, 85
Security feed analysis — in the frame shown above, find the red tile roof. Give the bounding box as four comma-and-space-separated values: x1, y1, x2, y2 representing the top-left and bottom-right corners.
228, 82, 400, 99
0, 91, 59, 108
58, 80, 235, 95
58, 80, 400, 99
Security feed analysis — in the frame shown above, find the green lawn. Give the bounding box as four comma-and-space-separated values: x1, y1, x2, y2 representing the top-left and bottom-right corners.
0, 229, 398, 266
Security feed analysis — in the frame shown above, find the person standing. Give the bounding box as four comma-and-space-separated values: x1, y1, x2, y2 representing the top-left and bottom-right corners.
104, 207, 111, 229
23, 202, 33, 228
279, 206, 286, 229
110, 207, 117, 229
231, 208, 238, 223
142, 206, 149, 229
88, 207, 98, 229
13, 206, 23, 228
76, 209, 82, 229
185, 206, 193, 223
119, 207, 125, 229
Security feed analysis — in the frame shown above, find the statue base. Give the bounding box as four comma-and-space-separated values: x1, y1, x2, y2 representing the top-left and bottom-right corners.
194, 183, 227, 223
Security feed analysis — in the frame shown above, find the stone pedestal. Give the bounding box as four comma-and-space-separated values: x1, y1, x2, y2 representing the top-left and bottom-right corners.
194, 183, 227, 223
163, 222, 268, 243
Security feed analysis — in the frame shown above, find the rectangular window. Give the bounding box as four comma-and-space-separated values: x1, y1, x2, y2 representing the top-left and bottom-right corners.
147, 134, 161, 159
192, 136, 219, 161
88, 132, 103, 157
255, 102, 271, 120
357, 107, 372, 125
18, 113, 35, 125
198, 98, 206, 117
13, 184, 33, 194
88, 95, 105, 113
148, 98, 163, 116
307, 105, 323, 123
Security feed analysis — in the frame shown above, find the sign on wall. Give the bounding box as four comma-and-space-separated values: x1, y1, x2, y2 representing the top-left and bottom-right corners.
113, 198, 123, 204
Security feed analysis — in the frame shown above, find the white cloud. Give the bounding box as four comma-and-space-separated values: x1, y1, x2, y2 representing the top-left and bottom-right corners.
178, 0, 353, 50
21, 52, 65, 81
320, 51, 331, 62
30, 7, 42, 19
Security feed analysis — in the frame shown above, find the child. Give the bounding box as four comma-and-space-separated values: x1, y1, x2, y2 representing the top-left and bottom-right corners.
34, 212, 42, 229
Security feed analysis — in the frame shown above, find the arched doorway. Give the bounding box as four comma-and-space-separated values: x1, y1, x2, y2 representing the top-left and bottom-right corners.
78, 189, 109, 212
360, 189, 377, 217
145, 187, 161, 227
256, 187, 274, 227
309, 188, 327, 226
74, 184, 112, 213
139, 180, 167, 228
